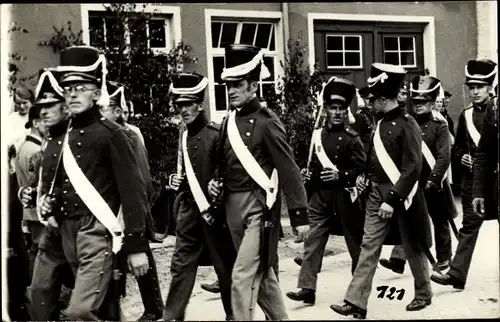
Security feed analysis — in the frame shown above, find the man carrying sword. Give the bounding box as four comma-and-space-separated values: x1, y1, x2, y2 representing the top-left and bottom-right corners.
286, 77, 366, 305
330, 63, 433, 318
37, 45, 151, 320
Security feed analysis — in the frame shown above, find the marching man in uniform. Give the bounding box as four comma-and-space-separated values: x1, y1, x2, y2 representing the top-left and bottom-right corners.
37, 45, 151, 320
432, 58, 497, 289
162, 72, 237, 321
208, 44, 310, 320
379, 75, 457, 274
286, 77, 366, 305
330, 63, 433, 319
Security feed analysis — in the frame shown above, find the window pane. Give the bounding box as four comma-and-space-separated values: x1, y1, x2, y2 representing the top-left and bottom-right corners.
263, 56, 275, 80
215, 84, 228, 111
211, 22, 222, 48
383, 36, 398, 51
105, 17, 123, 48
269, 28, 275, 51
345, 52, 361, 67
220, 22, 237, 48
400, 52, 415, 66
326, 36, 343, 51
149, 20, 166, 48
327, 52, 344, 67
255, 23, 272, 49
240, 23, 257, 45
130, 18, 147, 48
384, 52, 399, 65
345, 36, 360, 51
399, 37, 414, 51
213, 56, 225, 84
89, 16, 105, 48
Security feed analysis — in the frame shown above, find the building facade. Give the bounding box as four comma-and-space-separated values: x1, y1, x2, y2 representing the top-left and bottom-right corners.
7, 2, 498, 123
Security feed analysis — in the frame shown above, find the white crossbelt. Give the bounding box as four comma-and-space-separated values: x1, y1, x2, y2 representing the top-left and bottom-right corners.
373, 120, 418, 210
62, 134, 124, 254
181, 130, 211, 213
311, 128, 358, 202
227, 110, 278, 209
421, 141, 451, 185
464, 108, 481, 146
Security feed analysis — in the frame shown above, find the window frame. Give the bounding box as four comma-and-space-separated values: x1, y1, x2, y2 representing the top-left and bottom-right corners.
382, 34, 417, 68
325, 34, 364, 69
205, 9, 284, 123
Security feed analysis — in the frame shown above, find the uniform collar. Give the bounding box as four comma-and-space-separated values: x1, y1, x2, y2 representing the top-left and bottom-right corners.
382, 105, 406, 121
71, 106, 101, 129
472, 99, 488, 112
25, 134, 42, 146
415, 112, 433, 125
235, 96, 261, 117
186, 111, 209, 136
48, 119, 70, 138
325, 122, 345, 133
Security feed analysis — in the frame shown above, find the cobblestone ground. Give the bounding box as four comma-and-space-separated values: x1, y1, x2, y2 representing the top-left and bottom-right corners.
121, 198, 499, 320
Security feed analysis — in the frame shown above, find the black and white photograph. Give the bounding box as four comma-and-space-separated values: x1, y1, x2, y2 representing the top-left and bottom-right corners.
1, 2, 498, 321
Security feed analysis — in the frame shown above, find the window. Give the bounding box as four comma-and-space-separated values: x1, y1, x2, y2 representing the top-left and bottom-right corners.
325, 35, 363, 69
210, 21, 277, 113
383, 36, 417, 68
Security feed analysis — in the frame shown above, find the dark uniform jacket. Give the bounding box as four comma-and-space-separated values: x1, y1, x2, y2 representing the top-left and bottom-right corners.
366, 106, 432, 248
452, 102, 488, 192
416, 112, 458, 219
307, 124, 366, 237
353, 108, 376, 153
473, 96, 499, 221
39, 107, 150, 254
441, 109, 455, 137
221, 96, 309, 227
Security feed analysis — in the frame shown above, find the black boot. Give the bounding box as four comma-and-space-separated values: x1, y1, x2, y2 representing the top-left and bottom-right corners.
406, 298, 431, 311
286, 289, 315, 304
293, 256, 303, 266
201, 280, 220, 294
137, 250, 164, 321
330, 302, 367, 319
430, 273, 465, 290
379, 258, 405, 274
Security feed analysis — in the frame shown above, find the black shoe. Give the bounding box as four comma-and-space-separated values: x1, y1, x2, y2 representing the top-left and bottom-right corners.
201, 281, 220, 294
286, 289, 316, 304
406, 298, 431, 311
225, 314, 234, 321
437, 260, 450, 271
330, 302, 367, 319
294, 256, 303, 266
430, 273, 465, 290
379, 258, 405, 274
138, 312, 163, 321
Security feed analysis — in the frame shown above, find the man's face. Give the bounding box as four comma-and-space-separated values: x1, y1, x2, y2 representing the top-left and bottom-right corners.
412, 99, 434, 115
467, 84, 491, 105
397, 90, 408, 104
434, 98, 444, 112
443, 96, 450, 108
370, 96, 386, 114
227, 79, 258, 108
122, 105, 130, 122
176, 101, 202, 125
33, 118, 48, 137
40, 102, 67, 128
325, 102, 347, 126
100, 98, 122, 123
62, 82, 100, 115
14, 94, 32, 116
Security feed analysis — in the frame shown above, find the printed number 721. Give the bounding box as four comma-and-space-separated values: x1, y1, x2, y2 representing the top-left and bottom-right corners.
376, 285, 405, 300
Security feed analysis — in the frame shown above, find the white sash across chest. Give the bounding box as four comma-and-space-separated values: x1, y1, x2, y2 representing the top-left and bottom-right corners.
464, 107, 481, 147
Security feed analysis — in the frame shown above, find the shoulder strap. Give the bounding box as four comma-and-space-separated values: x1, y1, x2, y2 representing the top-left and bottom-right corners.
464, 108, 481, 146
62, 135, 124, 254
227, 111, 278, 209
181, 130, 211, 213
373, 120, 418, 210
422, 141, 449, 184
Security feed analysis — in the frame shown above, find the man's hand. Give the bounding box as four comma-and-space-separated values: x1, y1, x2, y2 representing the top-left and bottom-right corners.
472, 198, 485, 217
208, 179, 223, 201
169, 173, 184, 190
320, 168, 339, 182
127, 252, 150, 277
378, 202, 394, 220
292, 225, 310, 243
356, 175, 369, 193
425, 180, 439, 191
300, 168, 311, 183
46, 216, 60, 235
40, 195, 56, 217
20, 187, 34, 208
461, 154, 474, 169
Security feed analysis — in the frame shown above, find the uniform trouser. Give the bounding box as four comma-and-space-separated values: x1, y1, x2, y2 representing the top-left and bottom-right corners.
225, 190, 288, 321
26, 221, 46, 281
163, 199, 235, 320
344, 182, 432, 311
447, 177, 485, 283
30, 229, 72, 321
297, 193, 361, 291
390, 189, 452, 263
136, 247, 164, 317
59, 214, 113, 321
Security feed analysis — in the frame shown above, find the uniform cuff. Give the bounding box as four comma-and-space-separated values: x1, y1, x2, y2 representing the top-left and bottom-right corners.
429, 173, 444, 186
122, 233, 150, 254
288, 207, 309, 227
384, 190, 403, 209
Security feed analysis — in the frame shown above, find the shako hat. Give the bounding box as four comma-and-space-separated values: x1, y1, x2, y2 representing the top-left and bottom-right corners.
367, 63, 406, 99
410, 75, 443, 101
33, 68, 65, 106
170, 72, 208, 104
220, 44, 271, 82
465, 58, 497, 85
318, 76, 356, 124
358, 86, 370, 99
107, 81, 128, 111
53, 45, 110, 107
25, 104, 42, 129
